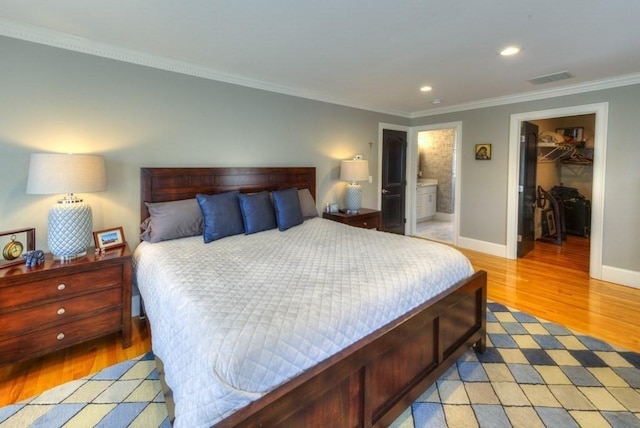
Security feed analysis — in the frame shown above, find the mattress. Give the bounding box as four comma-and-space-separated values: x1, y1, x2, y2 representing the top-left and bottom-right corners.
133, 217, 474, 427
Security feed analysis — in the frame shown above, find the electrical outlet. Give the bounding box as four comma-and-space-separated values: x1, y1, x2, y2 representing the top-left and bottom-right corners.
368, 175, 372, 183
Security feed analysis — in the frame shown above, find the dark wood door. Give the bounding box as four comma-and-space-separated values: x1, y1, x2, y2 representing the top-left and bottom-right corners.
381, 129, 407, 234
518, 121, 538, 258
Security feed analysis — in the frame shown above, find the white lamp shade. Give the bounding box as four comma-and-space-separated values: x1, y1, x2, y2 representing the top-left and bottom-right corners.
26, 153, 106, 260
340, 159, 369, 183
26, 153, 107, 195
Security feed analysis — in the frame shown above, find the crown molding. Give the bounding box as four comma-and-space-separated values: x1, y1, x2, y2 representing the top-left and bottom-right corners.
0, 19, 411, 118
410, 73, 640, 118
2, 18, 639, 120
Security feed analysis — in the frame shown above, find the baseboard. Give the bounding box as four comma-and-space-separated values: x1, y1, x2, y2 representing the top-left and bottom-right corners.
132, 294, 141, 317
435, 212, 454, 222
456, 236, 507, 258
601, 265, 640, 289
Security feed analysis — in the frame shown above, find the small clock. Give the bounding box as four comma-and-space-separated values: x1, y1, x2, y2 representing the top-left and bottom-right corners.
3, 235, 24, 260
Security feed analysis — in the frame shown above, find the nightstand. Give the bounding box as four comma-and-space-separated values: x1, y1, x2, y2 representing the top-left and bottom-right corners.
322, 208, 381, 230
0, 245, 132, 364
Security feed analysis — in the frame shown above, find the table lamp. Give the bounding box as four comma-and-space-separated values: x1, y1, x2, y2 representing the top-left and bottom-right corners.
340, 156, 369, 213
26, 153, 107, 260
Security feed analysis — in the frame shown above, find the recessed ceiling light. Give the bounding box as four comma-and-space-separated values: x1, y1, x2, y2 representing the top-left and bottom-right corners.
420, 86, 433, 92
500, 46, 521, 56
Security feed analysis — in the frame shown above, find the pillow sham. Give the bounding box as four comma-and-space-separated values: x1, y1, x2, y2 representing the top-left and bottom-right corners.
237, 191, 277, 234
196, 191, 245, 243
273, 188, 304, 231
298, 188, 318, 219
141, 198, 203, 243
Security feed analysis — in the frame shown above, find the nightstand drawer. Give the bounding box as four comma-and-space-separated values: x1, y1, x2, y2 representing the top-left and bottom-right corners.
0, 309, 122, 363
0, 287, 122, 336
0, 265, 122, 310
322, 208, 381, 230
350, 215, 379, 229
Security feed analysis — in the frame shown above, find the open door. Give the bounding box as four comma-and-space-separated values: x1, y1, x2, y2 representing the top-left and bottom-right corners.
381, 129, 407, 234
518, 121, 538, 257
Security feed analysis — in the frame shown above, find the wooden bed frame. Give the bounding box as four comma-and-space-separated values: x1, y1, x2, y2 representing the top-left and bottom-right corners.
139, 166, 487, 427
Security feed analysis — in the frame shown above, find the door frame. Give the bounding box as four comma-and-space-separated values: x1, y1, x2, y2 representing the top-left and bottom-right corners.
378, 121, 462, 241
410, 122, 462, 246
506, 103, 608, 279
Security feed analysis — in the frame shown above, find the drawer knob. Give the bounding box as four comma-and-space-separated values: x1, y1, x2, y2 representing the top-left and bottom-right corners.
363, 222, 368, 226
56, 333, 65, 340
57, 284, 66, 291
57, 307, 66, 315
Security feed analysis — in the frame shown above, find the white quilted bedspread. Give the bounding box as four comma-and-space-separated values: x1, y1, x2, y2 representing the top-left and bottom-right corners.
133, 217, 474, 427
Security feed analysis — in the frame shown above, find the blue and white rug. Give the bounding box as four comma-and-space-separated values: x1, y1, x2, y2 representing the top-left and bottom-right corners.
1, 302, 639, 427
0, 353, 168, 427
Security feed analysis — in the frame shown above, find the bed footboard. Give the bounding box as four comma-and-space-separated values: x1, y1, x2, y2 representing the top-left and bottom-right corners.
214, 269, 487, 427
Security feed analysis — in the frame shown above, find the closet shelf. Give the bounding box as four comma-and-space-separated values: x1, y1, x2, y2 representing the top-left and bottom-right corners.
538, 143, 573, 163
538, 142, 593, 164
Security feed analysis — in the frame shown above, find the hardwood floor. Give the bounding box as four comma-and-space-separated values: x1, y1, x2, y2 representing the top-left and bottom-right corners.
1, 235, 639, 408
0, 316, 151, 407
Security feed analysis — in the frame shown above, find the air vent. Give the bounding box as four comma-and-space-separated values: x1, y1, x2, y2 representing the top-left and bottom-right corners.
528, 71, 574, 85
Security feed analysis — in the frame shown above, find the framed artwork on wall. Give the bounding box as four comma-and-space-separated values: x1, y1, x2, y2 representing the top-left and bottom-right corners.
475, 144, 491, 160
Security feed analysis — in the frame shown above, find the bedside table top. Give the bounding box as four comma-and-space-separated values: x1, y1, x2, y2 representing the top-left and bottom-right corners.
322, 208, 380, 219
0, 244, 131, 280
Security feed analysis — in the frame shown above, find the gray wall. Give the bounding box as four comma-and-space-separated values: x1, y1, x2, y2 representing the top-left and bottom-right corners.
411, 86, 640, 272
1, 35, 638, 276
0, 36, 407, 251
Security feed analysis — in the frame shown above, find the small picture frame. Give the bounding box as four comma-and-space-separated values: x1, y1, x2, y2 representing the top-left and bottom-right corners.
329, 203, 339, 213
93, 227, 126, 251
1, 228, 36, 269
475, 144, 491, 160
543, 209, 556, 236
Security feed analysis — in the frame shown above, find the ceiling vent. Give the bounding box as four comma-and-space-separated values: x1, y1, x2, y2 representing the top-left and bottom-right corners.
528, 71, 574, 85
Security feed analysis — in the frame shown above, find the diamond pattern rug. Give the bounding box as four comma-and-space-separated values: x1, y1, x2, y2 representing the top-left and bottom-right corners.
1, 302, 639, 427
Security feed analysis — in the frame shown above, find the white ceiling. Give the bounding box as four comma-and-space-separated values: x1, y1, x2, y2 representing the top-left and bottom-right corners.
2, 1, 640, 117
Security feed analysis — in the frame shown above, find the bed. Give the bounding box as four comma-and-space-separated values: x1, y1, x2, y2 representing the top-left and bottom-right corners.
133, 167, 486, 427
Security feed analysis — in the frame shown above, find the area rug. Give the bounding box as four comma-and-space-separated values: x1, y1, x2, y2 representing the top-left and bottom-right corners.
1, 302, 639, 427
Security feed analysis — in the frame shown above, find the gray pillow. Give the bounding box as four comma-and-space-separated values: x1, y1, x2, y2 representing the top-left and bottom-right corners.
298, 188, 318, 219
141, 198, 203, 243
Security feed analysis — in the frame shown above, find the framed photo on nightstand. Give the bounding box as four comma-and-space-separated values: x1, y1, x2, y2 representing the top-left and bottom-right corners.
94, 226, 126, 250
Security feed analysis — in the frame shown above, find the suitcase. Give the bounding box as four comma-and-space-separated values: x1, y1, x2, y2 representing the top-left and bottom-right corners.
549, 186, 591, 237
563, 198, 591, 237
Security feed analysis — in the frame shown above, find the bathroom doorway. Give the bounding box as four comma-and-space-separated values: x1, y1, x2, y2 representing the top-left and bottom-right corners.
412, 122, 461, 245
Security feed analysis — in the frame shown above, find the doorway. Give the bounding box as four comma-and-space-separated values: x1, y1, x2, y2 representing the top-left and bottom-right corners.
413, 127, 457, 244
507, 103, 608, 279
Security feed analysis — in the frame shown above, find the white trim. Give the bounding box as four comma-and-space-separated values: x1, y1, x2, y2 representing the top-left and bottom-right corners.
507, 103, 608, 280
378, 123, 410, 233
412, 74, 640, 118
132, 295, 141, 318
435, 212, 454, 222
0, 18, 411, 118
3, 18, 640, 119
457, 237, 507, 258
410, 122, 462, 246
601, 266, 640, 290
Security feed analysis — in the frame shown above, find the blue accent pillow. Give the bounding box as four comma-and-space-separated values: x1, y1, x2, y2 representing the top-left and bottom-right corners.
196, 191, 244, 243
237, 191, 277, 234
272, 188, 304, 231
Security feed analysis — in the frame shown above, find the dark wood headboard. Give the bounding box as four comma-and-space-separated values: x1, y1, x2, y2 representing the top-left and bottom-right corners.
140, 167, 316, 222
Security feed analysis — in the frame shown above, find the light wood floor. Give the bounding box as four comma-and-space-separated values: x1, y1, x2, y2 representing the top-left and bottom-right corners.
1, 236, 639, 407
